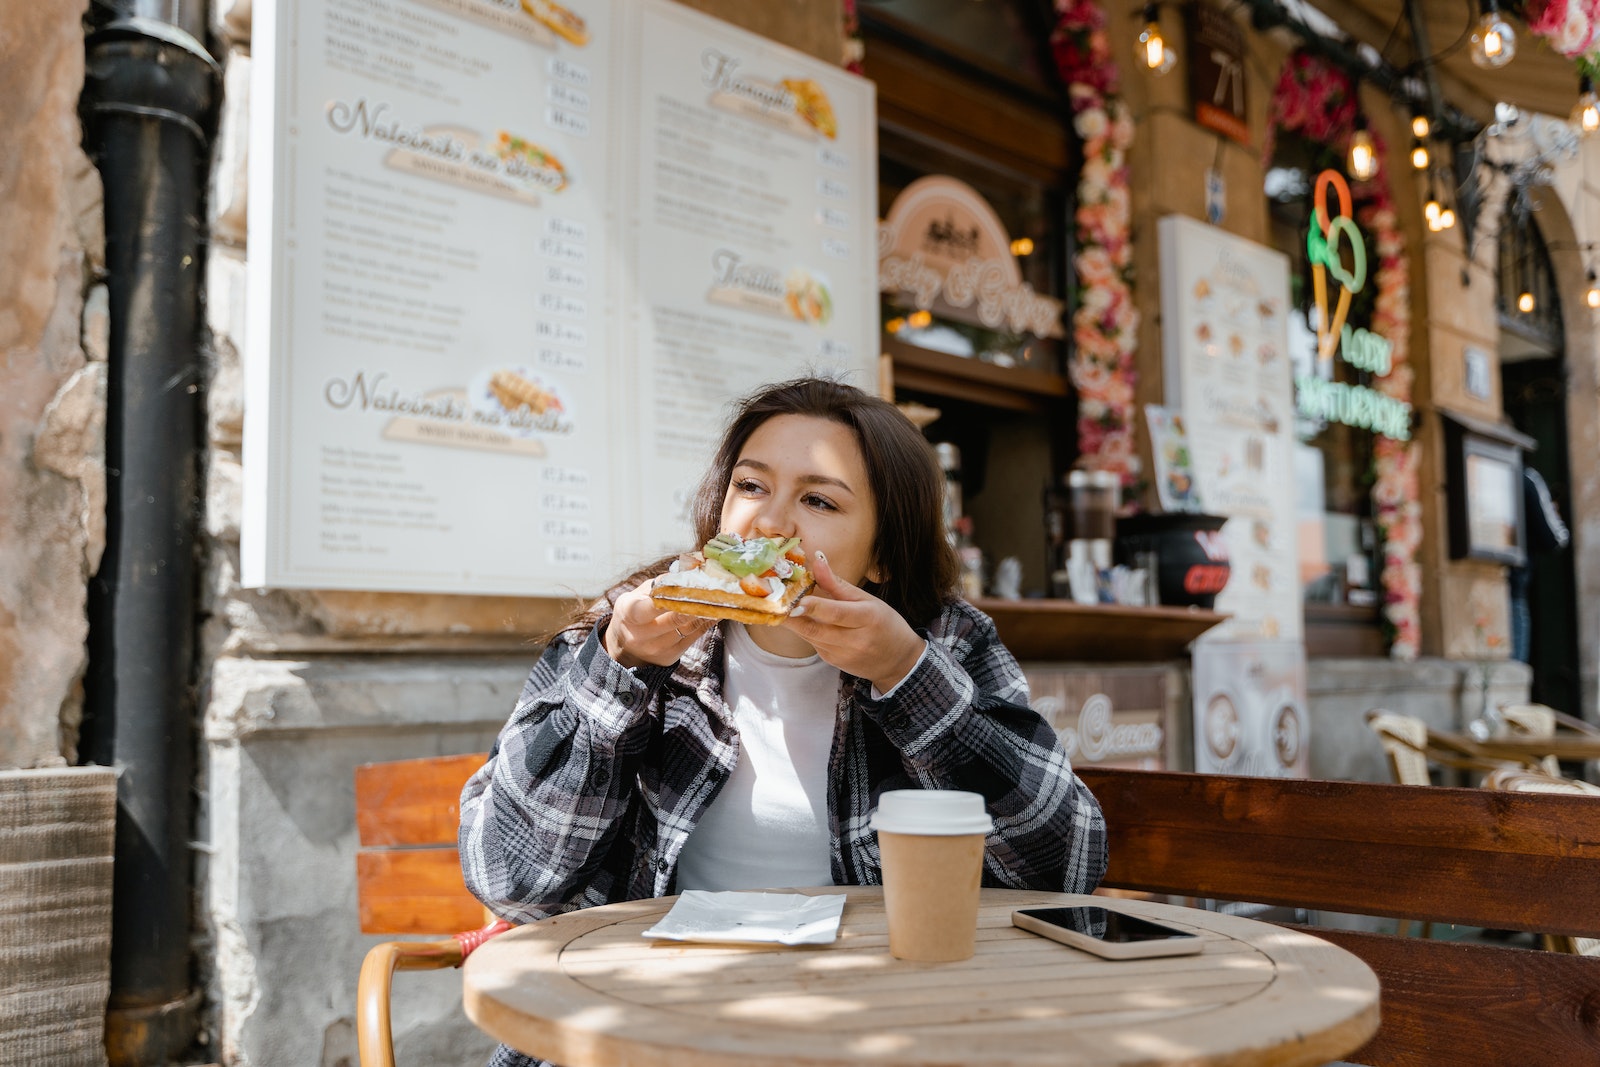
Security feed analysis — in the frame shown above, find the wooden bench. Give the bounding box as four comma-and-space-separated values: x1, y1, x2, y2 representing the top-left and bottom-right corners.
1078, 767, 1600, 1066
354, 752, 504, 1067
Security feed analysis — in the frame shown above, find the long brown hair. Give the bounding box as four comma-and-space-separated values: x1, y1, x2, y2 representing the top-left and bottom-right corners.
565, 376, 959, 634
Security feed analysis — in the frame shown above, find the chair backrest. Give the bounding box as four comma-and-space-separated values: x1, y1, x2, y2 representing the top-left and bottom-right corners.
1480, 764, 1600, 958
1363, 709, 1432, 785
355, 753, 489, 935
1498, 704, 1556, 738
1078, 767, 1600, 1065
1500, 701, 1600, 738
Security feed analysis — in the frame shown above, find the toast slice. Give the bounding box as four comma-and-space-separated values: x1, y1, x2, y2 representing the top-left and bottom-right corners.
651, 575, 813, 626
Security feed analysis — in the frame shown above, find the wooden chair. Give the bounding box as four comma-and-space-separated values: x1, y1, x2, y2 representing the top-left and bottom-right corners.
1481, 764, 1600, 957
355, 753, 507, 1067
1078, 767, 1600, 1065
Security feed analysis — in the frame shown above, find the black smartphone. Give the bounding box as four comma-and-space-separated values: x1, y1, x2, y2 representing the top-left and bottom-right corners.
1012, 906, 1204, 959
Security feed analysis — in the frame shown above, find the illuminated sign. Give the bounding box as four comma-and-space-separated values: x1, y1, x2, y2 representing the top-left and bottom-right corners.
1296, 170, 1411, 441
878, 176, 1065, 339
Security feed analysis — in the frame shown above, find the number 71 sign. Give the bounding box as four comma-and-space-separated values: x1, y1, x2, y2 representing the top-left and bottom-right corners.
1186, 1, 1249, 146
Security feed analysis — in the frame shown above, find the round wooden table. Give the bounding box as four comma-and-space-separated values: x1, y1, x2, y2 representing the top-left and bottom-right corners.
463, 888, 1379, 1067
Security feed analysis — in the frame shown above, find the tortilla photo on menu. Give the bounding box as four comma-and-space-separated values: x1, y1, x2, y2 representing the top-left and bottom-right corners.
489, 369, 564, 417
784, 268, 833, 327
520, 0, 589, 46
494, 132, 568, 191
782, 78, 838, 139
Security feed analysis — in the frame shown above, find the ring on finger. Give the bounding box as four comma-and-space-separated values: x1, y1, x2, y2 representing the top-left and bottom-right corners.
673, 625, 686, 639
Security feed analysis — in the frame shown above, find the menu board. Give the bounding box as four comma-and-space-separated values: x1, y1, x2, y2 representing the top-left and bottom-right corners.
243, 0, 877, 595
1157, 215, 1299, 643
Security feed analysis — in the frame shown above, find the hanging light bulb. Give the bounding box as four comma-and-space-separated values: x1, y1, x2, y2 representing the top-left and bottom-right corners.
1348, 117, 1378, 181
1572, 75, 1600, 137
1517, 290, 1536, 313
1471, 0, 1516, 69
1135, 3, 1176, 75
1411, 142, 1430, 170
1438, 206, 1456, 229
1586, 270, 1600, 309
1424, 197, 1443, 227
1411, 112, 1431, 140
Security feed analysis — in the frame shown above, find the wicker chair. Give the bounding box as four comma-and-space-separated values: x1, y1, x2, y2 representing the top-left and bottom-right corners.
1481, 764, 1600, 957
1496, 705, 1564, 775
1499, 702, 1600, 778
1364, 710, 1431, 786
1363, 709, 1510, 786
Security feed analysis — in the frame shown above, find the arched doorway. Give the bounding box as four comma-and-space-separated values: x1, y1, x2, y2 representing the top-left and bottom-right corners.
1496, 214, 1580, 714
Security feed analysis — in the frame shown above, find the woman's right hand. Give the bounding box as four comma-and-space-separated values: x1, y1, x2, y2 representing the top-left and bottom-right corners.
603, 582, 714, 669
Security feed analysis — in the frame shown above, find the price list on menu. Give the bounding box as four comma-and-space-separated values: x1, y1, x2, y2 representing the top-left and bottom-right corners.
244, 0, 876, 595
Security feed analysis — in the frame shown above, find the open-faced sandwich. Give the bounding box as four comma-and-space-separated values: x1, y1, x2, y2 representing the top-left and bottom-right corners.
651, 533, 813, 626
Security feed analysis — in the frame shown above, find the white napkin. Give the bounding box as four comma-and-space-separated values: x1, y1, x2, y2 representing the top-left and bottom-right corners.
641, 891, 847, 945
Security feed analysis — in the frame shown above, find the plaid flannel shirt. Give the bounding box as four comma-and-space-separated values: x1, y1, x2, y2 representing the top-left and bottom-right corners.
460, 597, 1107, 926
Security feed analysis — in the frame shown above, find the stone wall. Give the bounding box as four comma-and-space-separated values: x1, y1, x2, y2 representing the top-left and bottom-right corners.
199, 1, 845, 1062
1306, 657, 1529, 783
0, 0, 106, 770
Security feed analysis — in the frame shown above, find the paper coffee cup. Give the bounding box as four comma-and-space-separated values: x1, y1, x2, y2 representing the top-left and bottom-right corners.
869, 790, 993, 962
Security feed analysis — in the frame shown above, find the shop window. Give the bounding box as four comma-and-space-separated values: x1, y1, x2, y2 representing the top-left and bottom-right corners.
1265, 136, 1385, 656
864, 6, 1078, 598
878, 131, 1067, 377
861, 0, 1061, 100
1496, 214, 1563, 351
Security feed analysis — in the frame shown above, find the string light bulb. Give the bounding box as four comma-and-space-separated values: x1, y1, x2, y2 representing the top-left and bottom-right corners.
1425, 197, 1443, 226
1009, 237, 1034, 257
1517, 290, 1536, 313
1573, 75, 1600, 137
1348, 117, 1378, 181
1411, 112, 1431, 139
1586, 270, 1600, 309
1470, 0, 1516, 69
1136, 4, 1176, 75
1411, 142, 1430, 169
1438, 206, 1456, 229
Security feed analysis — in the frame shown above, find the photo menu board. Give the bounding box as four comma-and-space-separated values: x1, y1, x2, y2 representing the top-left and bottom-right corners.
243, 0, 877, 595
1157, 214, 1299, 644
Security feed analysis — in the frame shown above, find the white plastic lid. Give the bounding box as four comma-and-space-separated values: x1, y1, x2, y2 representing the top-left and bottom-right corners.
868, 789, 994, 836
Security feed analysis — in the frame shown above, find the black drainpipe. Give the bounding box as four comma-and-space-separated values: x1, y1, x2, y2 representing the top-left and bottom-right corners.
81, 5, 216, 1063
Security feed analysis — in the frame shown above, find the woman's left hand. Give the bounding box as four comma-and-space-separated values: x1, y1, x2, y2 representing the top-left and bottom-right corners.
782, 551, 926, 693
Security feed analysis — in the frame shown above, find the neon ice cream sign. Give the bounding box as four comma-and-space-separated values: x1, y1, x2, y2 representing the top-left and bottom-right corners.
1295, 170, 1412, 440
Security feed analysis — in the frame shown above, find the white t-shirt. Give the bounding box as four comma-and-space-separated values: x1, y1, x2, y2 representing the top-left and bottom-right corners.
674, 623, 840, 892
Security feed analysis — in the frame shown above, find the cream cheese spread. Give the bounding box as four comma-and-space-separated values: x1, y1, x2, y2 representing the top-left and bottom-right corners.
661, 560, 785, 602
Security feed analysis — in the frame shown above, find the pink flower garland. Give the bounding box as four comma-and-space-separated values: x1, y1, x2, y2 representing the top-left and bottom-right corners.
1267, 52, 1421, 659
1525, 0, 1600, 59
841, 0, 864, 75
1052, 0, 1140, 489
